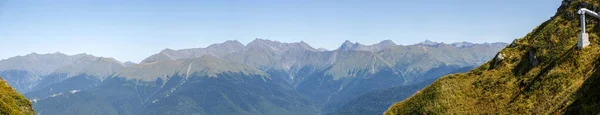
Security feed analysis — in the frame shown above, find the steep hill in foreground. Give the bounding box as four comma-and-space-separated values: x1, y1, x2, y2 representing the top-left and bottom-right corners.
0, 76, 35, 115
387, 0, 600, 114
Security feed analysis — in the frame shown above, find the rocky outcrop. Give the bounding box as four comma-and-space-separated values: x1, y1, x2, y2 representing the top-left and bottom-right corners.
529, 50, 539, 67
492, 53, 505, 68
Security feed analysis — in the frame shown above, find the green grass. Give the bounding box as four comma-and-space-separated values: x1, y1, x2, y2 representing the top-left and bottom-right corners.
0, 76, 35, 115
386, 0, 600, 114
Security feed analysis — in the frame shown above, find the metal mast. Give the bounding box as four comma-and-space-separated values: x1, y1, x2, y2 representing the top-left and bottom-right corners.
577, 8, 600, 49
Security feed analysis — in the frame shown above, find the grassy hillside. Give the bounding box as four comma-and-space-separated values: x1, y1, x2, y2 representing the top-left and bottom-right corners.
0, 76, 35, 115
386, 0, 600, 114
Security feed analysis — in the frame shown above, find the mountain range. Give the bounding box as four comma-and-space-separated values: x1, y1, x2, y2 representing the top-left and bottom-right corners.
0, 39, 507, 115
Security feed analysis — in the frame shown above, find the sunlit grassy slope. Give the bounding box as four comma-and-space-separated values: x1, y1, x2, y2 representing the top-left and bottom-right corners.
386, 0, 600, 114
0, 76, 35, 115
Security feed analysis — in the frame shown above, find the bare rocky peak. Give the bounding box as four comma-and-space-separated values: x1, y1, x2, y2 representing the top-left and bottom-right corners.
205, 40, 245, 53
246, 38, 316, 52
336, 40, 397, 52
376, 40, 397, 47
141, 40, 246, 63
451, 42, 476, 48
337, 40, 358, 51
417, 39, 441, 46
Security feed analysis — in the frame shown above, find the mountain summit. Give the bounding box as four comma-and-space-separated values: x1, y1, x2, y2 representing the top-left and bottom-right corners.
377, 40, 397, 47
246, 38, 317, 53
337, 40, 357, 51
387, 0, 600, 114
141, 40, 245, 63
337, 40, 398, 52
418, 39, 440, 46
451, 42, 476, 48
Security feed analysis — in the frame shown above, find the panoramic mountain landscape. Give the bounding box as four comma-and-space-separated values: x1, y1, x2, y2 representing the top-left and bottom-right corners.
0, 40, 505, 114
386, 0, 600, 114
5, 0, 597, 115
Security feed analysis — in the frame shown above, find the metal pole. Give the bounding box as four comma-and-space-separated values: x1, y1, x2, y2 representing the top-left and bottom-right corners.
581, 14, 586, 33
578, 8, 594, 49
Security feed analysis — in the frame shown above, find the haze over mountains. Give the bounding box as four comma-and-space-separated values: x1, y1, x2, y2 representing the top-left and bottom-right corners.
0, 39, 507, 115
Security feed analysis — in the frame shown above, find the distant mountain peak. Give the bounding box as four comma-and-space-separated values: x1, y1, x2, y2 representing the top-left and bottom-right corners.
220, 40, 244, 46
297, 41, 314, 50
337, 40, 398, 52
221, 40, 244, 46
374, 40, 397, 49
247, 38, 316, 51
160, 48, 176, 53
378, 40, 396, 45
0, 52, 124, 76
98, 57, 121, 63
142, 39, 320, 63
206, 40, 246, 52
55, 56, 125, 79
123, 61, 137, 67
450, 42, 475, 48
247, 38, 273, 48
248, 38, 276, 46
73, 53, 91, 57
27, 52, 39, 56
337, 40, 356, 51
317, 48, 329, 52
226, 39, 240, 43
343, 40, 354, 45
419, 39, 440, 46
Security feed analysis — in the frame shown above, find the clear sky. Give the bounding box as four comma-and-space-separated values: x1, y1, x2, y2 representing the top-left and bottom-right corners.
0, 0, 561, 63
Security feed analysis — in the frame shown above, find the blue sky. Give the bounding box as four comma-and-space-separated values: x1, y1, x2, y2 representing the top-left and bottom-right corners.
0, 0, 561, 62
